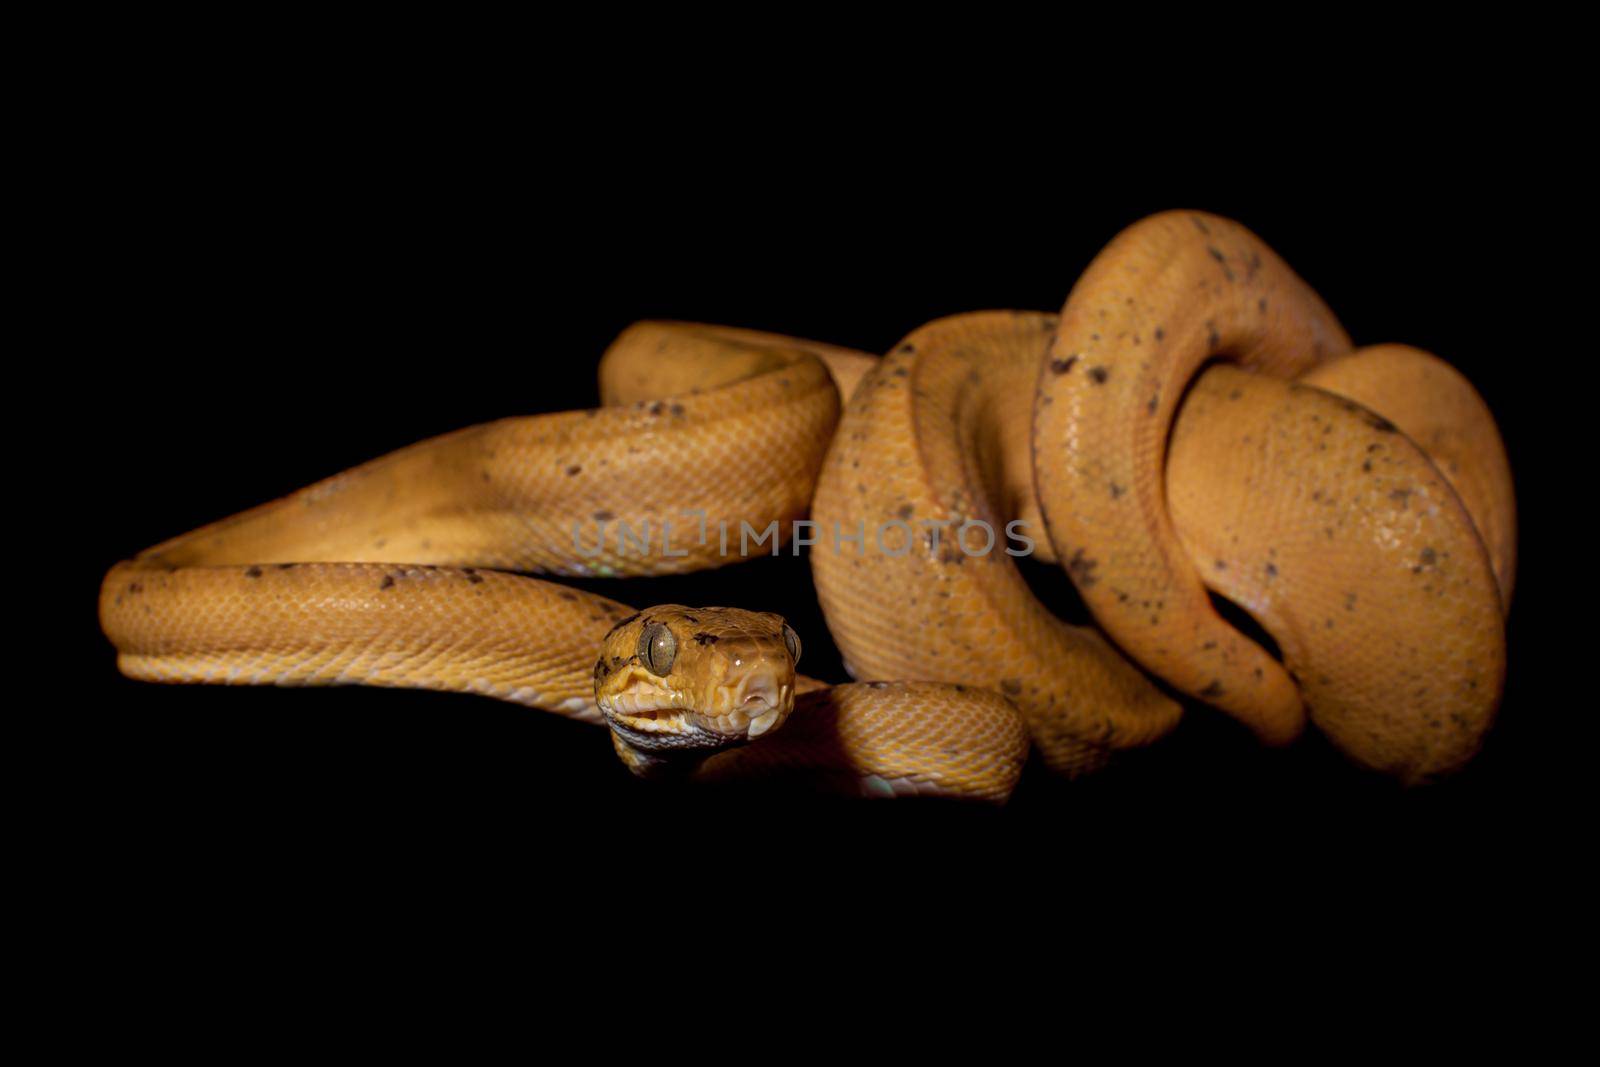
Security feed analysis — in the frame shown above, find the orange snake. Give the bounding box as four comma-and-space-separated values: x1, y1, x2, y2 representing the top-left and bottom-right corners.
98, 211, 1514, 799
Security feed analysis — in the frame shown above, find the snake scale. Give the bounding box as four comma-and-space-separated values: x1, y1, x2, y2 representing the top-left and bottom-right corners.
99, 211, 1514, 800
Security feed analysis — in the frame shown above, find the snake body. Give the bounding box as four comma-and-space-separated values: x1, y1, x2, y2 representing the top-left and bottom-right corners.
99, 212, 1514, 797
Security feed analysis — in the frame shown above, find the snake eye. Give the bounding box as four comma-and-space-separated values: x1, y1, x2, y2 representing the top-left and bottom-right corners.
638, 622, 677, 676
782, 623, 802, 665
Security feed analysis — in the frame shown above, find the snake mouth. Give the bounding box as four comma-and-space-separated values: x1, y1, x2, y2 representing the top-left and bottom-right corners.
600, 695, 789, 745
611, 706, 695, 733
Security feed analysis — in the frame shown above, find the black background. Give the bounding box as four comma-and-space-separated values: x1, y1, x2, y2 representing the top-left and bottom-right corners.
73, 82, 1565, 929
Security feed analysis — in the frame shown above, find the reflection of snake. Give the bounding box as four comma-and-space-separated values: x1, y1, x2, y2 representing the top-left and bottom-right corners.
98, 212, 1514, 798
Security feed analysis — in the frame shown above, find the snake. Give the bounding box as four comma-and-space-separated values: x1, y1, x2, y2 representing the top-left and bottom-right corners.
98, 211, 1514, 799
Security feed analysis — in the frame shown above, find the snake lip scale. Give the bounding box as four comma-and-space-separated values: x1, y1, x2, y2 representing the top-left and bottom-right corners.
98, 211, 1514, 800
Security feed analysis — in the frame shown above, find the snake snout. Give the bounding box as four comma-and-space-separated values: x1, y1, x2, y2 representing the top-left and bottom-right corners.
737, 674, 778, 709
716, 673, 793, 739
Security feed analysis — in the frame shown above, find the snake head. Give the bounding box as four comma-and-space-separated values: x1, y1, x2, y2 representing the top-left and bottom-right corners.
594, 605, 802, 764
